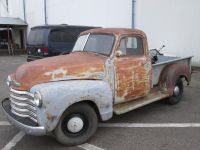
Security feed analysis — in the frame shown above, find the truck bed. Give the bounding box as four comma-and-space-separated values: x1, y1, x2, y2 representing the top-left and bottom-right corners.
155, 55, 180, 64
152, 55, 193, 86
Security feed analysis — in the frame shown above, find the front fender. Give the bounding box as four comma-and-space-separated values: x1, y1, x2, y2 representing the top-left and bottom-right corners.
30, 80, 113, 132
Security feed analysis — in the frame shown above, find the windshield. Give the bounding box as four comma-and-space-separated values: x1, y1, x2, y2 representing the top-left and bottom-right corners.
27, 29, 47, 45
73, 34, 115, 55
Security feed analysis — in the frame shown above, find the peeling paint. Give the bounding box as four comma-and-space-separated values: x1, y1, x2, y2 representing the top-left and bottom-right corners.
12, 52, 106, 90
44, 68, 68, 79
31, 80, 113, 131
159, 63, 191, 96
114, 56, 151, 104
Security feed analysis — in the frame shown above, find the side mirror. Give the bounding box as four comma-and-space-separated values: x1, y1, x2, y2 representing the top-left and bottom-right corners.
116, 50, 123, 57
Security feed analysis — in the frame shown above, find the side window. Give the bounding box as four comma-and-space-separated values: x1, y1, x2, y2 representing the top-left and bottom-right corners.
49, 30, 64, 42
49, 29, 78, 43
119, 36, 144, 56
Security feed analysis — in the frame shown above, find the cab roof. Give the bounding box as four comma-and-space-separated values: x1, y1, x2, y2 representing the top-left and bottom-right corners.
81, 28, 147, 37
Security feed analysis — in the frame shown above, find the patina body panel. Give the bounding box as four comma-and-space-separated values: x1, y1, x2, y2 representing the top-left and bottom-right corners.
82, 28, 153, 103
114, 56, 151, 104
30, 80, 113, 131
81, 28, 148, 37
12, 52, 106, 90
113, 32, 151, 104
159, 62, 191, 96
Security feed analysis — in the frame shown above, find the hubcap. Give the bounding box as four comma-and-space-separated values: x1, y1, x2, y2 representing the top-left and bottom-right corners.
67, 117, 84, 133
173, 86, 180, 96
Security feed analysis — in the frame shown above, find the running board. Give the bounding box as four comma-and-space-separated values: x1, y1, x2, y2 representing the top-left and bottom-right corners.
114, 91, 169, 115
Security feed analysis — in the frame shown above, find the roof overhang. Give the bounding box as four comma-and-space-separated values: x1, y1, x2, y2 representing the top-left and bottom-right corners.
0, 17, 27, 28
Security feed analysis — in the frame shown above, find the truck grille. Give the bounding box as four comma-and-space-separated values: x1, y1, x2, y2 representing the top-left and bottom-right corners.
9, 88, 38, 123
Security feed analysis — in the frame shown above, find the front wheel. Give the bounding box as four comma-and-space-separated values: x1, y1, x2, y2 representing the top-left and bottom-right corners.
55, 103, 98, 145
167, 78, 184, 105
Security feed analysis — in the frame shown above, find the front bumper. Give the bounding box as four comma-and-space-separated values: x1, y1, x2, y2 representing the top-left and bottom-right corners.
2, 98, 46, 136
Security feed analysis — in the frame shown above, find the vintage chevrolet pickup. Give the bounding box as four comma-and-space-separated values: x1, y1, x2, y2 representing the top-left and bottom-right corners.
2, 28, 192, 145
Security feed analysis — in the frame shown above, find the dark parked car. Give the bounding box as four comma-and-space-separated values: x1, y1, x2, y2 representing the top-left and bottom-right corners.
27, 25, 99, 61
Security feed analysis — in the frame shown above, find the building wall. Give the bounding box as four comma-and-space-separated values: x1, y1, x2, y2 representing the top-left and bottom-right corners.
8, 0, 132, 29
135, 0, 200, 66
7, 0, 24, 19
47, 0, 132, 28
25, 0, 46, 28
0, 0, 9, 17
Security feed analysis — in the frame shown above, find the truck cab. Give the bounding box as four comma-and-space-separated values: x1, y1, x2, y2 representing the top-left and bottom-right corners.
2, 28, 192, 145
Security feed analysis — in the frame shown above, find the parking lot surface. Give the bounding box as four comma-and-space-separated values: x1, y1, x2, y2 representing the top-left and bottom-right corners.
0, 55, 200, 150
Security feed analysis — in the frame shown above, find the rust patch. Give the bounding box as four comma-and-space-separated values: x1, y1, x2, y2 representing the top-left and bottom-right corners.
11, 52, 106, 90
114, 56, 151, 103
159, 63, 191, 96
46, 112, 56, 122
81, 28, 147, 38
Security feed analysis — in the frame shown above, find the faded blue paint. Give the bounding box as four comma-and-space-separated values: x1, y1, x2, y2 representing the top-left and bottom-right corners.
30, 80, 113, 132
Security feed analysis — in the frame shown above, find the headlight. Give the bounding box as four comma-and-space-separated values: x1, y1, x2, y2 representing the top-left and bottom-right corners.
34, 91, 42, 107
6, 76, 11, 87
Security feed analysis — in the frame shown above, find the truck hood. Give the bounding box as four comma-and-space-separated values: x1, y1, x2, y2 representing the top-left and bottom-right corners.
12, 52, 106, 90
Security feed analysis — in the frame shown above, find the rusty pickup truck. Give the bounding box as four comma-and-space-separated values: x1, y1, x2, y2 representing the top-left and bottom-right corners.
2, 28, 192, 145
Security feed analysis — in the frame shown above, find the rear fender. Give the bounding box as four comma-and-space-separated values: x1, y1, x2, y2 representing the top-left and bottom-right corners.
159, 63, 191, 96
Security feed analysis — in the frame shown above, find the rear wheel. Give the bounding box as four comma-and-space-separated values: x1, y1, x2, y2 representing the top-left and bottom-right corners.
167, 78, 183, 105
55, 103, 98, 145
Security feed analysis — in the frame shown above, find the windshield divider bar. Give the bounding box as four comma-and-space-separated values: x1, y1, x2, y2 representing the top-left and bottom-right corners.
82, 33, 90, 51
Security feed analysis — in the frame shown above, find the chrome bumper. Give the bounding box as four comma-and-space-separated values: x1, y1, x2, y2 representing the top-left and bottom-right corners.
2, 98, 46, 136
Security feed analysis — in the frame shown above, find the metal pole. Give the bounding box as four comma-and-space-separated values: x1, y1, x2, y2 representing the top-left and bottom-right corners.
10, 28, 14, 55
44, 0, 47, 25
7, 27, 10, 55
23, 0, 26, 22
22, 0, 27, 52
132, 0, 136, 29
6, 0, 9, 12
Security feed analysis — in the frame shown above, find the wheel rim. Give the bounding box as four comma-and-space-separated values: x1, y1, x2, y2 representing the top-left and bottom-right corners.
67, 117, 84, 133
61, 114, 88, 137
173, 85, 180, 97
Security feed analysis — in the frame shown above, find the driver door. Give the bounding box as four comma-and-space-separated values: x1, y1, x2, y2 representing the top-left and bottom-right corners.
114, 35, 151, 104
